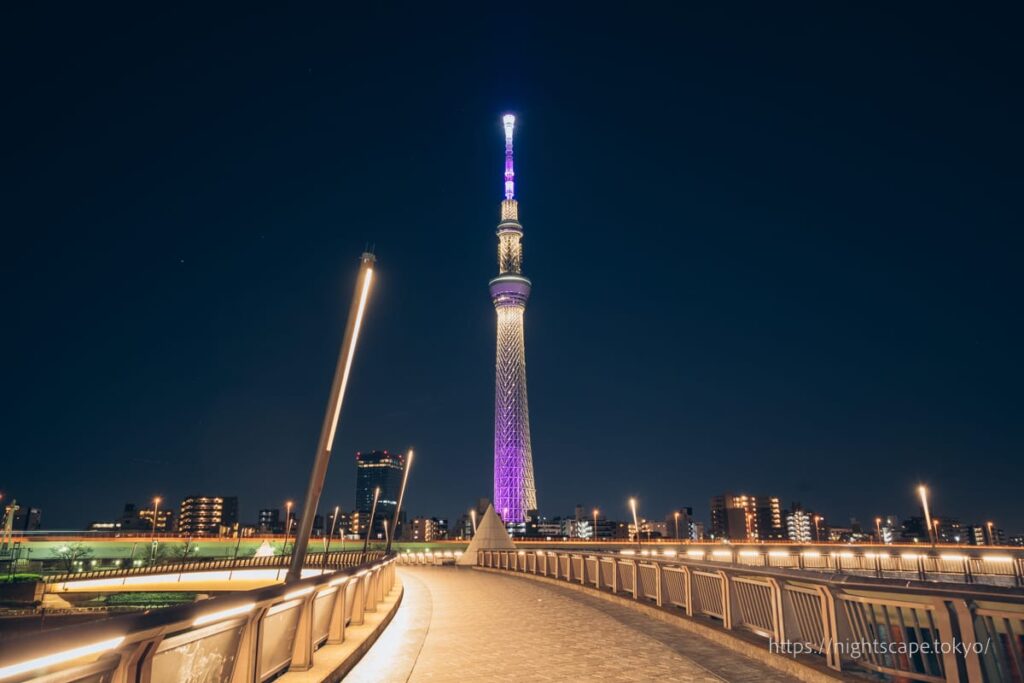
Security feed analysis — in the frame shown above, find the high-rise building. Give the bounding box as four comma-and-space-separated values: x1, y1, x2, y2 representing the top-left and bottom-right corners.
665, 508, 694, 539
490, 114, 537, 525
258, 508, 282, 534
354, 450, 405, 538
710, 493, 783, 541
3, 503, 42, 532
178, 496, 238, 537
786, 509, 813, 543
404, 517, 438, 542
966, 524, 1005, 546
120, 503, 174, 532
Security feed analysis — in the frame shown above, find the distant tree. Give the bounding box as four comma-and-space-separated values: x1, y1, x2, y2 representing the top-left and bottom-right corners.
156, 543, 199, 561
54, 543, 92, 572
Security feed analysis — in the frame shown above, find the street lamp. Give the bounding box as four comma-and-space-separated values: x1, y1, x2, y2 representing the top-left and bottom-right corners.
813, 515, 822, 543
933, 518, 941, 545
149, 496, 162, 561
150, 497, 162, 539
875, 517, 883, 544
362, 486, 381, 554
325, 505, 340, 556
593, 508, 599, 542
387, 449, 414, 554
674, 511, 681, 540
283, 501, 294, 554
285, 253, 376, 583
629, 498, 640, 546
470, 509, 477, 537
986, 521, 995, 546
918, 485, 935, 546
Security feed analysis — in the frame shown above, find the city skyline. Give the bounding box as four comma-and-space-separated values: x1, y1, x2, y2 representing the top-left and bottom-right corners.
4, 6, 1021, 532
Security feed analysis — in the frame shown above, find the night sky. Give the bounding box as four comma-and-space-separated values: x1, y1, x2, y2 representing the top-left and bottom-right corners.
4, 6, 1022, 532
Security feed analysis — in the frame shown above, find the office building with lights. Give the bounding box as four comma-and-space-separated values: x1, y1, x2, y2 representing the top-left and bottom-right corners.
710, 493, 783, 541
354, 450, 405, 538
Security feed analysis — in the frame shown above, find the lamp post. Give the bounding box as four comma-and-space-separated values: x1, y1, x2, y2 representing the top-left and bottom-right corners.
286, 253, 376, 583
933, 518, 941, 545
813, 515, 822, 543
674, 511, 681, 540
149, 496, 162, 561
362, 486, 380, 555
283, 501, 293, 554
383, 519, 390, 547
325, 505, 340, 556
593, 508, 599, 543
629, 498, 640, 546
918, 485, 935, 546
387, 449, 414, 554
875, 517, 883, 544
150, 497, 161, 540
986, 521, 995, 546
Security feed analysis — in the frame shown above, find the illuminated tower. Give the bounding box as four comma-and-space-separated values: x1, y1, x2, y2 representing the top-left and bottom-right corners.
490, 114, 536, 524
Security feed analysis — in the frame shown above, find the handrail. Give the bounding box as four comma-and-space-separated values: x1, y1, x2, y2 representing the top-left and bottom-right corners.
498, 544, 1024, 587
0, 553, 399, 682
477, 548, 1024, 683
42, 550, 383, 583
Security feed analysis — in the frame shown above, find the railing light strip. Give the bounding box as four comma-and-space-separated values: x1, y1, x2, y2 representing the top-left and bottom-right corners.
0, 637, 125, 679
193, 603, 255, 626
283, 586, 315, 600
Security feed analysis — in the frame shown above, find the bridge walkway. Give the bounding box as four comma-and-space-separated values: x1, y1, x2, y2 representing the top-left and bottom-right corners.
345, 566, 799, 683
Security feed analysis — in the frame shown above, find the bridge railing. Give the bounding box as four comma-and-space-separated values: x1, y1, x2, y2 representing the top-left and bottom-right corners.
396, 550, 462, 565
0, 554, 397, 683
478, 548, 1024, 683
515, 542, 1024, 587
44, 550, 384, 584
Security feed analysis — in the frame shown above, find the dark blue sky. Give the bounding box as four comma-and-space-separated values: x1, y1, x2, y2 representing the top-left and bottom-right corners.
3, 5, 1022, 532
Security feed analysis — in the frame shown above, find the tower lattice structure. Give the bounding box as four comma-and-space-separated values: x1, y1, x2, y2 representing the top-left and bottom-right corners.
489, 114, 536, 524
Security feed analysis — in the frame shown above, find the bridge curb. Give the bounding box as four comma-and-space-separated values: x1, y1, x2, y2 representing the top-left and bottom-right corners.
474, 567, 852, 682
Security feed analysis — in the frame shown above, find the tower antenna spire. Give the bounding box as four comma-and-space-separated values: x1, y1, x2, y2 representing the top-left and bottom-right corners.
503, 114, 516, 200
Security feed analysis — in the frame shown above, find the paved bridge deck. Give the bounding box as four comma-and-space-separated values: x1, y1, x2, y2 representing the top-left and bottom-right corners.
346, 567, 797, 682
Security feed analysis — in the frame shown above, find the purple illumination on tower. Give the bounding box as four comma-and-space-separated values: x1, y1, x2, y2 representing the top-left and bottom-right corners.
490, 113, 536, 524
503, 114, 516, 200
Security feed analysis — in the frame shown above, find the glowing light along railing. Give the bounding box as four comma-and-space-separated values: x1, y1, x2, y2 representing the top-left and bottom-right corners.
479, 549, 1024, 680
0, 638, 126, 680
0, 555, 398, 682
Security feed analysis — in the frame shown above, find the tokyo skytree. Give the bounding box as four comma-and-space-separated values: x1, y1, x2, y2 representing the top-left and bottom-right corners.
489, 114, 536, 524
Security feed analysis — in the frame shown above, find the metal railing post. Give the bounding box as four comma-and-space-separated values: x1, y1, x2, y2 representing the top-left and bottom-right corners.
287, 591, 318, 671
327, 578, 348, 644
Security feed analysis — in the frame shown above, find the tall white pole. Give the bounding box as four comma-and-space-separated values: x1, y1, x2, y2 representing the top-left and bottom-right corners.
919, 485, 935, 546
287, 254, 376, 583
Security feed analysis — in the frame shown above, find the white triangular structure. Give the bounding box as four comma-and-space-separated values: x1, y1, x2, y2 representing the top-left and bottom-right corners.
456, 504, 515, 565
254, 541, 276, 558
